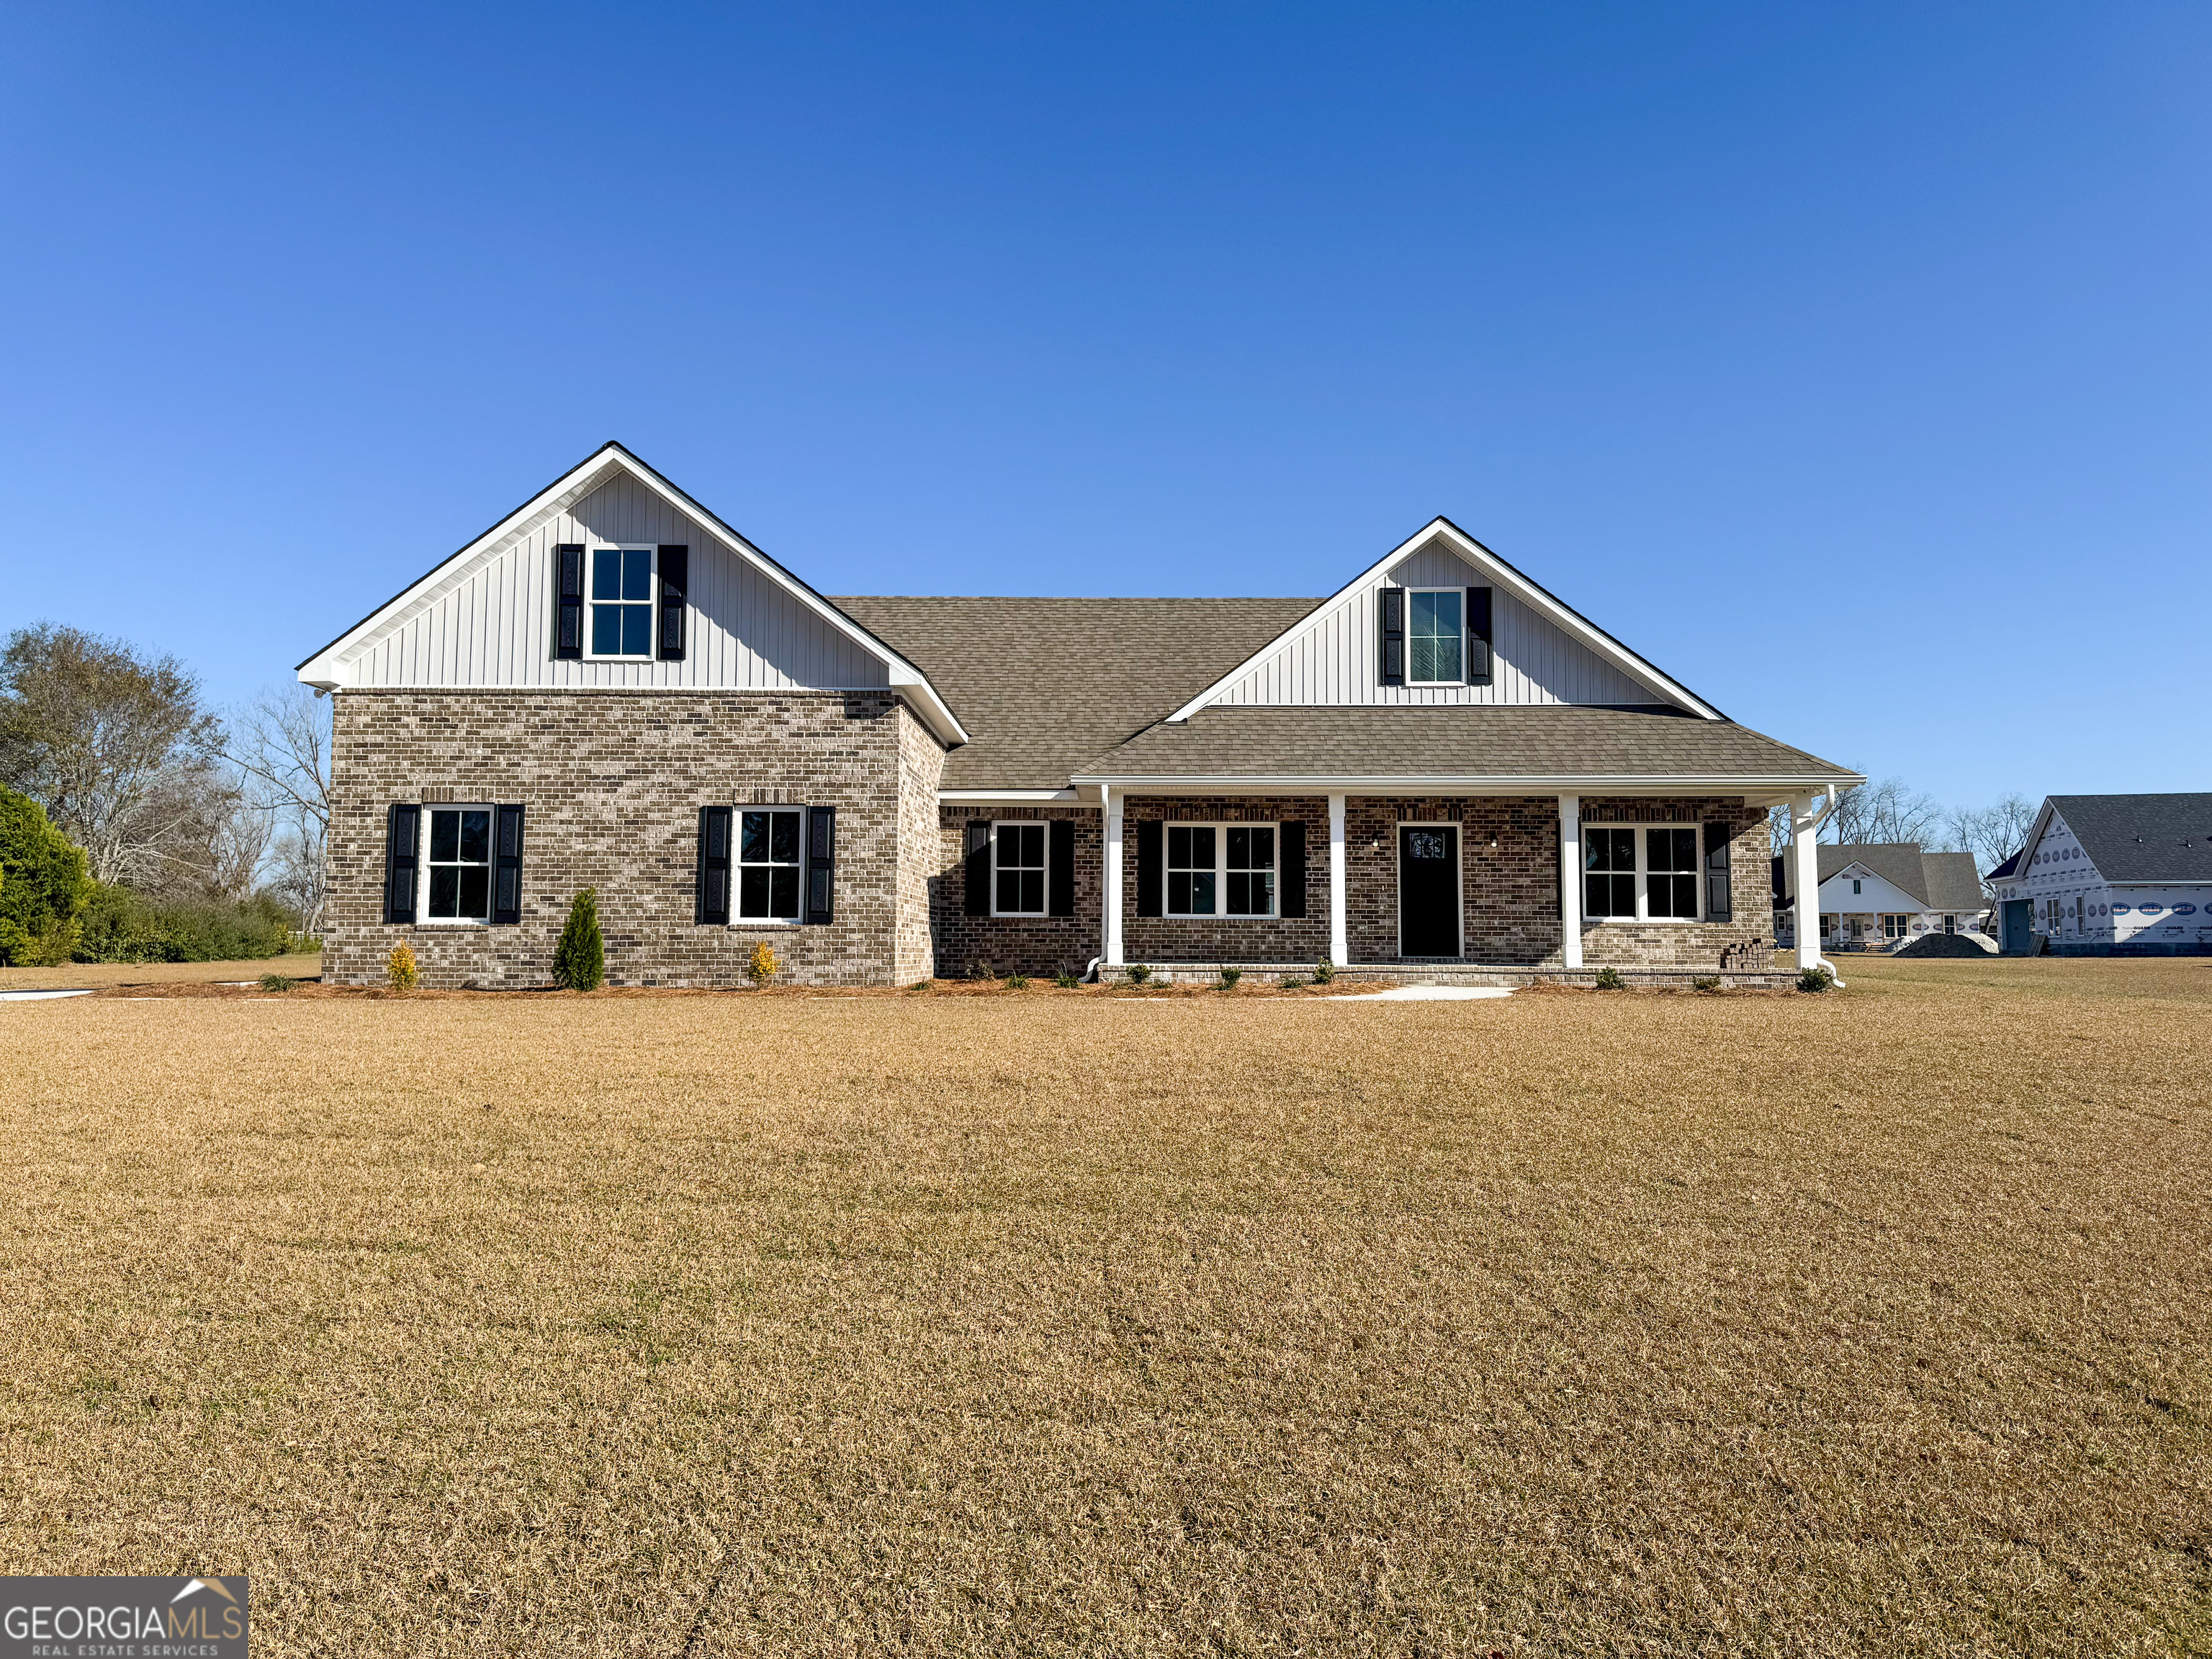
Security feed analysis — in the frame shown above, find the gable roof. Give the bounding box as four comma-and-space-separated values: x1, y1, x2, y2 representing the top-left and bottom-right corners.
1776, 842, 1986, 909
2041, 793, 2212, 883
1076, 704, 1853, 795
832, 597, 1321, 791
1163, 516, 1728, 724
297, 442, 968, 745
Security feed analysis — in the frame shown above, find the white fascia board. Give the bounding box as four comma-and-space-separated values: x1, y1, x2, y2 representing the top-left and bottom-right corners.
1160, 516, 1727, 724
294, 442, 969, 745
1066, 772, 1857, 799
939, 788, 1084, 803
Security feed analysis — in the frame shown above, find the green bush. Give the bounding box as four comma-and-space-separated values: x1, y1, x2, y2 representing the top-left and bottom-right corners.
552, 889, 605, 991
1052, 969, 1080, 989
1004, 973, 1030, 990
1691, 974, 1722, 994
1311, 958, 1336, 985
1125, 963, 1152, 985
1278, 974, 1307, 989
0, 786, 92, 966
967, 959, 997, 982
1797, 964, 1835, 994
71, 883, 289, 963
258, 974, 297, 992
1218, 965, 1242, 989
1592, 966, 1626, 990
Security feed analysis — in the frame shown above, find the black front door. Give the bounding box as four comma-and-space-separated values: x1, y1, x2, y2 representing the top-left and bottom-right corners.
1398, 824, 1460, 957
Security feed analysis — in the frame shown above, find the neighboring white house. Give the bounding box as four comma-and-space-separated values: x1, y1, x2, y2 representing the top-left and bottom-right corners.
1989, 793, 2212, 956
1772, 843, 1990, 952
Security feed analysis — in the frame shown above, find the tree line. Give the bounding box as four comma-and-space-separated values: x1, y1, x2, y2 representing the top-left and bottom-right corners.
0, 623, 331, 966
1768, 778, 2039, 894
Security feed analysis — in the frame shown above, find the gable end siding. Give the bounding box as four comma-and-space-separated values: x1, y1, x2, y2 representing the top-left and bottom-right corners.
341, 472, 890, 691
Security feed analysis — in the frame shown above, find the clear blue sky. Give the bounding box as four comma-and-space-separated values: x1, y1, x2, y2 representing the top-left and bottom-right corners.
4, 4, 2206, 806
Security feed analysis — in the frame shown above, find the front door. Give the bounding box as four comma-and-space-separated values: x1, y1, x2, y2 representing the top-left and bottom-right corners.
2001, 899, 2031, 955
1398, 824, 1460, 957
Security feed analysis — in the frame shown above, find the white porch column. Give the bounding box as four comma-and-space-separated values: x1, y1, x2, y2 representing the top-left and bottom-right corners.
1328, 793, 1348, 967
1102, 785, 1124, 968
1791, 792, 1825, 975
1558, 793, 1583, 971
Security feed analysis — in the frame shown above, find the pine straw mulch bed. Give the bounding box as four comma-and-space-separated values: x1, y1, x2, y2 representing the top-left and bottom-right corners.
4, 954, 2208, 1655
91, 976, 1791, 1002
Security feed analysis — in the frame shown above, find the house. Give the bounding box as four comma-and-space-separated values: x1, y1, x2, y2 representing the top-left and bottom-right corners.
296, 443, 1861, 989
1988, 793, 2212, 956
1770, 843, 1990, 952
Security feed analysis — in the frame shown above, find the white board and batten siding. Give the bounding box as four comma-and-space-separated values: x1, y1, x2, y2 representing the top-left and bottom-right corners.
1208, 539, 1662, 708
341, 472, 889, 691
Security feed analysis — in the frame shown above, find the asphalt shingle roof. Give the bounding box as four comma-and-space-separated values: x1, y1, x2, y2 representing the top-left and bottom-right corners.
1076, 704, 1856, 785
2051, 793, 2212, 883
831, 597, 1321, 791
1776, 843, 1987, 910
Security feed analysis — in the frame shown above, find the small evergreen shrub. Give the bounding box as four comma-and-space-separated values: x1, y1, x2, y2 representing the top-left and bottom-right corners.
1592, 966, 1626, 990
553, 889, 605, 990
1312, 958, 1336, 984
1052, 969, 1081, 989
385, 943, 419, 991
1798, 964, 1835, 993
1218, 965, 1242, 989
1004, 973, 1030, 990
1125, 963, 1152, 985
258, 974, 297, 992
1278, 974, 1306, 989
747, 940, 778, 985
1691, 974, 1722, 994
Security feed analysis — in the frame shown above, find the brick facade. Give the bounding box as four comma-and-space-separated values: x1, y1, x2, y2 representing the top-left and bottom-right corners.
1119, 796, 1331, 966
932, 805, 1103, 979
325, 689, 944, 989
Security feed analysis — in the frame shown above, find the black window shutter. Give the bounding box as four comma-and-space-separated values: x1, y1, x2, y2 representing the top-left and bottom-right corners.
1279, 819, 1307, 918
806, 806, 836, 924
383, 803, 419, 924
1704, 822, 1733, 923
964, 820, 991, 916
657, 545, 688, 661
1136, 818, 1163, 917
697, 806, 732, 925
1380, 588, 1405, 685
1048, 819, 1074, 917
555, 544, 585, 660
1467, 587, 1493, 684
493, 804, 526, 925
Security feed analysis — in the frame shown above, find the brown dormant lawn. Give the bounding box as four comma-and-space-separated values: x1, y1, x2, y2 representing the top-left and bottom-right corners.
3, 957, 2208, 1655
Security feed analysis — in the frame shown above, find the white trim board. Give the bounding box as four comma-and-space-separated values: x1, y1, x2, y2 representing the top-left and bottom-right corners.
1161, 516, 1727, 724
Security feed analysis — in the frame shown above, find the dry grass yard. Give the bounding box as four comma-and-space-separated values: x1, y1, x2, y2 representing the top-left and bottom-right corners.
3, 957, 2209, 1656
0, 951, 323, 991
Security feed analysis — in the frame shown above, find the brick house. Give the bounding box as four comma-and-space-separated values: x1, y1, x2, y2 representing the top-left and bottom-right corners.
299, 443, 1859, 988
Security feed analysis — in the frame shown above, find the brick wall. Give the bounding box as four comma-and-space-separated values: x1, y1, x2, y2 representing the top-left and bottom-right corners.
325, 689, 945, 989
931, 805, 1103, 979
1119, 796, 1331, 966
1573, 796, 1772, 968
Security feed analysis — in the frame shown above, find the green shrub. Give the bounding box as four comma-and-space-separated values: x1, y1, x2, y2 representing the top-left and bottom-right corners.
1797, 964, 1835, 994
258, 974, 297, 992
967, 959, 997, 982
1692, 974, 1722, 994
1218, 965, 1242, 989
1004, 973, 1030, 990
552, 889, 605, 991
1592, 966, 1626, 990
1125, 963, 1152, 985
0, 787, 92, 966
1311, 958, 1336, 984
1278, 974, 1306, 989
72, 884, 289, 963
1052, 969, 1080, 989
386, 943, 419, 991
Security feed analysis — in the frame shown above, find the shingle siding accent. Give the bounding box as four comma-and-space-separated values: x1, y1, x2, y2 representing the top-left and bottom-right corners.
325, 689, 940, 989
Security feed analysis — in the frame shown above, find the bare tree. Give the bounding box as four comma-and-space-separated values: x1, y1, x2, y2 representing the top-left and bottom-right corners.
228, 685, 333, 934
0, 623, 228, 887
1947, 793, 2038, 889
1823, 775, 1944, 847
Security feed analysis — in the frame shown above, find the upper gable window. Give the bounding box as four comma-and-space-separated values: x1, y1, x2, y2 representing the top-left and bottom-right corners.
590, 547, 656, 657
1406, 590, 1464, 685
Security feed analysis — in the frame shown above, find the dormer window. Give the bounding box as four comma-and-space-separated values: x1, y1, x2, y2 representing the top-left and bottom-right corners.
1406, 590, 1464, 685
590, 547, 657, 657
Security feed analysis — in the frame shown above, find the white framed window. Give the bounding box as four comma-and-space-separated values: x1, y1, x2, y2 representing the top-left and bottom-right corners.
423, 805, 494, 923
736, 807, 804, 921
992, 822, 1048, 916
1406, 589, 1465, 685
1582, 824, 1702, 922
1166, 822, 1277, 917
588, 545, 657, 658
1882, 913, 1911, 940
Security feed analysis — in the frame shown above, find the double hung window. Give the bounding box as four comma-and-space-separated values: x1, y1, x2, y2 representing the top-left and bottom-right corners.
1881, 913, 1911, 940
425, 806, 493, 922
994, 823, 1047, 916
590, 547, 655, 657
1166, 823, 1277, 917
737, 808, 803, 921
1406, 590, 1464, 685
1582, 824, 1702, 922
